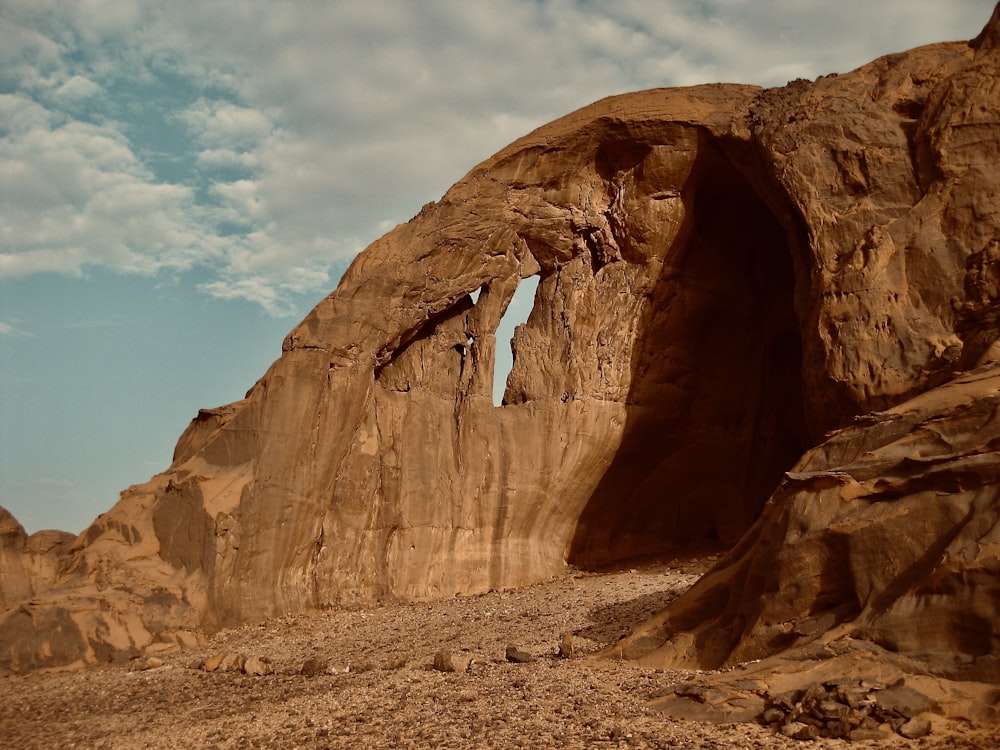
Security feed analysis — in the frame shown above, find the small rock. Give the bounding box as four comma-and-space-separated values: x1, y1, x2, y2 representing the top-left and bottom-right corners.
386, 656, 408, 670
799, 682, 827, 706
432, 650, 471, 673
609, 725, 630, 740
780, 721, 818, 740
505, 645, 534, 664
769, 690, 802, 711
558, 632, 576, 659
300, 656, 329, 676
142, 656, 164, 670
243, 655, 273, 676
221, 653, 246, 672
849, 727, 891, 742
875, 682, 939, 720
899, 716, 931, 739
760, 707, 785, 725
824, 720, 852, 740
814, 698, 851, 722
835, 685, 872, 711
202, 653, 227, 672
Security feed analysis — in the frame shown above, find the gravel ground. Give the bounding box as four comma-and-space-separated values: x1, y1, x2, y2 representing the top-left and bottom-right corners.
2, 553, 997, 749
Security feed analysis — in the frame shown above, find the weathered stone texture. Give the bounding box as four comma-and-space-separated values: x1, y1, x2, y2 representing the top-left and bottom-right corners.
0, 507, 73, 609
2, 6, 1000, 677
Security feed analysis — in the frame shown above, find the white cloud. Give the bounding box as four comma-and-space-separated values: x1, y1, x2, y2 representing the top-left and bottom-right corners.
0, 320, 34, 337
0, 115, 219, 277
51, 74, 104, 104
196, 148, 258, 170
179, 98, 276, 149
211, 179, 265, 225
0, 0, 993, 316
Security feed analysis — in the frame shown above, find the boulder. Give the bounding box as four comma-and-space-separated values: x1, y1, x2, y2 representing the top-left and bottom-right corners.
2, 5, 1000, 680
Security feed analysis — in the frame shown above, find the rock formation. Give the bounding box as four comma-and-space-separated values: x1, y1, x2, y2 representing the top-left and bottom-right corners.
0, 508, 74, 610
615, 366, 1000, 678
2, 5, 999, 683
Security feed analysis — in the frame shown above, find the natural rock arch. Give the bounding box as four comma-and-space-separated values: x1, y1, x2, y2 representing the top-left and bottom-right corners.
3, 6, 1000, 681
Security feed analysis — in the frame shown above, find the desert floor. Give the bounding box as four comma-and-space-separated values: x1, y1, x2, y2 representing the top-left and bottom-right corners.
2, 552, 998, 749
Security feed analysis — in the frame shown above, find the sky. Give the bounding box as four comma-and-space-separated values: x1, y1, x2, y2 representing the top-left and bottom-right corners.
0, 0, 994, 535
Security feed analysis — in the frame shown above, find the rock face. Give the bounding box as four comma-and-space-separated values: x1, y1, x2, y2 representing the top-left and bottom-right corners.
0, 507, 74, 609
614, 366, 1000, 681
2, 6, 1000, 676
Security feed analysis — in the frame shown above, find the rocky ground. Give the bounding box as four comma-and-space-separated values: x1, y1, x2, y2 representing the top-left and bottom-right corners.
2, 553, 998, 750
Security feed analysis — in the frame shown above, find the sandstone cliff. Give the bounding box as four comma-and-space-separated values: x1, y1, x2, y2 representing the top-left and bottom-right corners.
2, 6, 999, 679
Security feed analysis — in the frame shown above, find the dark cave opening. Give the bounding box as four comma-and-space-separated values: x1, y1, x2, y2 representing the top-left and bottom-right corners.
569, 143, 812, 567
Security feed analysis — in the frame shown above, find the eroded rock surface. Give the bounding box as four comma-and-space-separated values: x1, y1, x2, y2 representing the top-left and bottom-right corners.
2, 6, 1000, 684
613, 366, 1000, 677
0, 507, 73, 609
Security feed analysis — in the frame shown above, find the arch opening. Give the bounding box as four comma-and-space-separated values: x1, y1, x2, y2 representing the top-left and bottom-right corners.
493, 275, 540, 406
569, 143, 811, 567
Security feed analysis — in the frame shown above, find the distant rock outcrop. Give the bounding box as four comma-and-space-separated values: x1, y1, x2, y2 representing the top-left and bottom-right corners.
0, 507, 73, 610
2, 5, 999, 683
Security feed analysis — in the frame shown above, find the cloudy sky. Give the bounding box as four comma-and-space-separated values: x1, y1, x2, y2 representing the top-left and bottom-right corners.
1, 0, 994, 534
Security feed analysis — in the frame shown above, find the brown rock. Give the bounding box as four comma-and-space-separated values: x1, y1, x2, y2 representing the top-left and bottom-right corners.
202, 653, 227, 673
760, 707, 785, 725
221, 653, 246, 673
0, 507, 74, 610
2, 7, 1000, 685
875, 683, 940, 720
899, 716, 932, 739
242, 655, 273, 676
557, 633, 576, 660
849, 727, 892, 742
505, 645, 534, 664
432, 651, 471, 674
779, 721, 818, 740
300, 656, 328, 676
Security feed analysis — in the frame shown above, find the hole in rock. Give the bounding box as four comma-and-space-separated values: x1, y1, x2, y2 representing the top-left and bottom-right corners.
494, 275, 540, 406
569, 141, 811, 568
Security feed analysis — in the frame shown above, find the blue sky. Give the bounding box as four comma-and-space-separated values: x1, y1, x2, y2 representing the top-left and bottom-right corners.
0, 0, 994, 534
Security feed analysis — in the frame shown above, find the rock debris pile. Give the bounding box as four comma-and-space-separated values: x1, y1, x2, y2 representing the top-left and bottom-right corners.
760, 680, 936, 741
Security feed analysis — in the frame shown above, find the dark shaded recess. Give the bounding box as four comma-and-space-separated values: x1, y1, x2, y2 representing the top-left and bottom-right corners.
570, 138, 811, 567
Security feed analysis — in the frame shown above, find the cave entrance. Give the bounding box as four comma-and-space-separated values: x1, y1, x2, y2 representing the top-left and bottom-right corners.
569, 141, 811, 567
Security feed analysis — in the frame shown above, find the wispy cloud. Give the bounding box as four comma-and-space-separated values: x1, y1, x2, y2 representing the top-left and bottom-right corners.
0, 320, 34, 336
0, 0, 992, 316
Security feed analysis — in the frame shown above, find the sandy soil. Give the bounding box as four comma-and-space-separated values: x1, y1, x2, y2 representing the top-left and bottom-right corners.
2, 553, 997, 749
